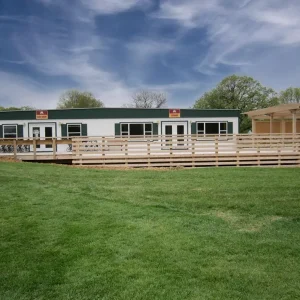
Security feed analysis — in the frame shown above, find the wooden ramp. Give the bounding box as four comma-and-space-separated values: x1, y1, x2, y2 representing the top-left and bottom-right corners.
1, 134, 299, 168
72, 134, 300, 168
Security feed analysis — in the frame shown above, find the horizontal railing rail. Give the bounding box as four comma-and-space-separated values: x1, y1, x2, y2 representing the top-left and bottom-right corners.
1, 134, 300, 166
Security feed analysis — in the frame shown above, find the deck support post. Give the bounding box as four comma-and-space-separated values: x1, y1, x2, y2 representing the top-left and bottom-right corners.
269, 114, 274, 134
281, 118, 286, 134
252, 118, 256, 134
33, 139, 37, 160
291, 110, 297, 134
13, 139, 17, 159
52, 139, 56, 160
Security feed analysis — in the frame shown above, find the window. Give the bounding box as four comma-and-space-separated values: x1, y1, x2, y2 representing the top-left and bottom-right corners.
3, 125, 17, 139
67, 124, 81, 137
196, 122, 227, 136
120, 123, 153, 137
220, 122, 227, 134
121, 124, 129, 136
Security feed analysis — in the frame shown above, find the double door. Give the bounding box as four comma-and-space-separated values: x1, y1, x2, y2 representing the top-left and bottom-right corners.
29, 123, 56, 151
162, 122, 187, 148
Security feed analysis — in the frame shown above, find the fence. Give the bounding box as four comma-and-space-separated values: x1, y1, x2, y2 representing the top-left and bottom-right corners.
1, 134, 300, 167
71, 134, 300, 167
0, 138, 72, 160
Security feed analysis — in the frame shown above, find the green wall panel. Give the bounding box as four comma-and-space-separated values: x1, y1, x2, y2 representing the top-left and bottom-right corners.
0, 108, 240, 121
153, 123, 158, 136
82, 124, 87, 136
61, 124, 67, 137
17, 125, 23, 138
228, 122, 233, 134
191, 123, 196, 135
115, 123, 120, 136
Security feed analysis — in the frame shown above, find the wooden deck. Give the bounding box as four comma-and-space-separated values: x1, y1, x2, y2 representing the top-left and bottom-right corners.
1, 134, 299, 168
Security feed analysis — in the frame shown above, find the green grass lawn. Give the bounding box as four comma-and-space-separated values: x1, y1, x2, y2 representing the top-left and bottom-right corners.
0, 162, 300, 300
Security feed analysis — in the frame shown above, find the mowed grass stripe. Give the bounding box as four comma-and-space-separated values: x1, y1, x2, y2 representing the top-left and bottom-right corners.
0, 162, 300, 300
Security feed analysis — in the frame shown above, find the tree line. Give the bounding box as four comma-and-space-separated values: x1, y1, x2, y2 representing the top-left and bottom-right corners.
1, 75, 299, 132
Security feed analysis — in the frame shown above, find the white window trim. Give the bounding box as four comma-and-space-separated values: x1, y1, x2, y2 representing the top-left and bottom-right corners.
196, 121, 228, 136
67, 124, 82, 137
120, 123, 153, 138
3, 124, 18, 139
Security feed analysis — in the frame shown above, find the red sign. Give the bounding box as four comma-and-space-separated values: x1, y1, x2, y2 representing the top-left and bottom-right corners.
169, 109, 181, 118
36, 110, 48, 120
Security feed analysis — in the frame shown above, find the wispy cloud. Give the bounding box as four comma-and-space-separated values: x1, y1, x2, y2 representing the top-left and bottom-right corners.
0, 71, 62, 108
155, 0, 300, 75
79, 0, 151, 15
126, 38, 175, 62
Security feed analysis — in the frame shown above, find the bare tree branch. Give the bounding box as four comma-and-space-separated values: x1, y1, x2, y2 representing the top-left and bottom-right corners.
127, 90, 167, 108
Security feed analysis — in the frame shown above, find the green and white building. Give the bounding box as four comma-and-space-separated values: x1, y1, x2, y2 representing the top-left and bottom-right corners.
0, 107, 240, 152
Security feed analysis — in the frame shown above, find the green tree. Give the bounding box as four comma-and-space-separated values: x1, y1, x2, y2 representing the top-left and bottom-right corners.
57, 90, 104, 109
279, 87, 300, 103
0, 106, 35, 111
193, 75, 279, 133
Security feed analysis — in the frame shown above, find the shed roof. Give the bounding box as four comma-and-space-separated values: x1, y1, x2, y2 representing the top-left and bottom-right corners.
245, 104, 300, 119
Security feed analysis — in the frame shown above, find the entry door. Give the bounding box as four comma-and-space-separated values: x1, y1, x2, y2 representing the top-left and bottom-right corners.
162, 122, 187, 148
29, 123, 56, 151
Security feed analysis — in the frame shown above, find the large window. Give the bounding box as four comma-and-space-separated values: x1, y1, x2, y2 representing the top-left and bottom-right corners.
3, 125, 17, 138
197, 122, 227, 136
120, 123, 153, 137
67, 124, 82, 137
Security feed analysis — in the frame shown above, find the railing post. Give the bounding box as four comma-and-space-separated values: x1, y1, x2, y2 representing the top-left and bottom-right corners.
125, 138, 128, 166
102, 137, 105, 156
147, 140, 151, 168
215, 136, 219, 167
278, 141, 281, 166
236, 136, 240, 167
192, 136, 195, 168
52, 138, 56, 160
33, 139, 37, 160
13, 139, 17, 159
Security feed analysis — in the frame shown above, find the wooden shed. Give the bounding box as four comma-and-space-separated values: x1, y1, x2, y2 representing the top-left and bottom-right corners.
245, 104, 300, 134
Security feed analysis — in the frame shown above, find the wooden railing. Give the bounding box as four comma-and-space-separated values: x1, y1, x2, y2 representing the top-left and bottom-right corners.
0, 138, 72, 160
1, 134, 300, 167
71, 134, 300, 167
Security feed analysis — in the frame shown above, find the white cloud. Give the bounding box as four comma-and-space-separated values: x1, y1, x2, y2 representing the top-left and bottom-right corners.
0, 71, 62, 108
155, 0, 221, 28
155, 0, 300, 75
126, 38, 174, 62
79, 0, 150, 15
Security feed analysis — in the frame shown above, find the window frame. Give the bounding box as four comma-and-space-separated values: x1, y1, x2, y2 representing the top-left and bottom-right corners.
3, 124, 18, 139
196, 121, 228, 137
67, 123, 82, 137
120, 122, 153, 138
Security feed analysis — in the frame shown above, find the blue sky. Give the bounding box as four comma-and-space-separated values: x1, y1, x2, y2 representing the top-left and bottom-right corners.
1, 0, 300, 108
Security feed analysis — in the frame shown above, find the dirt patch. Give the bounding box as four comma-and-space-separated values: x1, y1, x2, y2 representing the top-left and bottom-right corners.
212, 210, 284, 232
0, 156, 21, 163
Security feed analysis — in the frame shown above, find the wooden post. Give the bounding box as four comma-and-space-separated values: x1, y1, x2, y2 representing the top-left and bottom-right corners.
281, 118, 286, 134
102, 137, 105, 156
257, 143, 260, 166
170, 137, 173, 168
252, 119, 256, 134
292, 110, 297, 134
13, 139, 17, 159
269, 114, 274, 134
125, 139, 128, 166
236, 137, 240, 167
291, 110, 297, 152
215, 136, 219, 167
147, 140, 151, 168
191, 137, 195, 168
33, 139, 37, 160
52, 139, 56, 159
